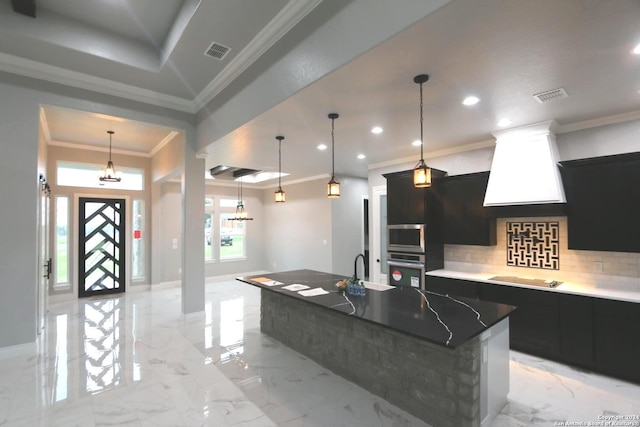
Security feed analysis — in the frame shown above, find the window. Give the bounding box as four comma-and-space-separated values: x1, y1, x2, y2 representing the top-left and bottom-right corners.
132, 199, 145, 280
55, 195, 70, 288
204, 197, 214, 261
220, 198, 246, 260
57, 161, 144, 191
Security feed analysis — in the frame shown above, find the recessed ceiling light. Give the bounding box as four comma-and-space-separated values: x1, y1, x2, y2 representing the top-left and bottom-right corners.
633, 43, 640, 54
317, 144, 327, 150
462, 96, 480, 106
371, 126, 383, 134
412, 140, 422, 147
497, 118, 512, 127
357, 154, 366, 159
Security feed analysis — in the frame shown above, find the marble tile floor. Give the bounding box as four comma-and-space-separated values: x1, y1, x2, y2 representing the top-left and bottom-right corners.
1, 280, 638, 427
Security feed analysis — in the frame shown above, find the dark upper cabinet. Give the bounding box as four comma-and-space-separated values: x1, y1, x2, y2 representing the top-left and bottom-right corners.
438, 171, 496, 246
560, 152, 640, 253
384, 168, 447, 227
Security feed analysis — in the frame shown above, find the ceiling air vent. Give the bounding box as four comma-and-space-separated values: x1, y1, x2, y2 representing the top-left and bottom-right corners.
532, 88, 569, 104
204, 42, 231, 60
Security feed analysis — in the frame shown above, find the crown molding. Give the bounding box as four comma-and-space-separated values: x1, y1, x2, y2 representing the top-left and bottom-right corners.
0, 52, 196, 113
149, 131, 180, 157
557, 109, 640, 134
369, 139, 496, 171
193, 0, 323, 109
48, 140, 151, 158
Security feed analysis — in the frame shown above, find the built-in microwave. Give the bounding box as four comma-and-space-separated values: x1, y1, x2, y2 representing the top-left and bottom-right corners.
387, 224, 425, 254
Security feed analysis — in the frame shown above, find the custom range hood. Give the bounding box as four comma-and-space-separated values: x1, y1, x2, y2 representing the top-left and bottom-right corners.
484, 121, 566, 208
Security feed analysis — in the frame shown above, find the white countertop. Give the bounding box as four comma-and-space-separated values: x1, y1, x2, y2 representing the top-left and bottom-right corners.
426, 269, 640, 304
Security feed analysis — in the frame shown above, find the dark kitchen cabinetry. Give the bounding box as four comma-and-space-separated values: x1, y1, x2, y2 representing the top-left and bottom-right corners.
384, 169, 446, 225
438, 171, 496, 246
560, 152, 640, 253
593, 298, 640, 383
479, 283, 561, 359
426, 275, 639, 384
425, 276, 480, 299
558, 293, 594, 367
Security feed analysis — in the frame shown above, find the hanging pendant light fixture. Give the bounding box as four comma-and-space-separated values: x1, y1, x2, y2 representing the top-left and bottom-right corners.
233, 177, 253, 221
327, 113, 340, 198
99, 130, 121, 182
413, 74, 431, 188
275, 135, 286, 203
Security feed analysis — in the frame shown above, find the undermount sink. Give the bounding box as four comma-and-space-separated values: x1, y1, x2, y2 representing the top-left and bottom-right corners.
489, 276, 562, 288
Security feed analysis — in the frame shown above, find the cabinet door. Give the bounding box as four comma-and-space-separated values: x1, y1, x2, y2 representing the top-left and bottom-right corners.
561, 152, 640, 252
558, 294, 594, 367
425, 276, 479, 299
593, 299, 640, 383
480, 284, 560, 359
385, 171, 424, 224
439, 172, 496, 246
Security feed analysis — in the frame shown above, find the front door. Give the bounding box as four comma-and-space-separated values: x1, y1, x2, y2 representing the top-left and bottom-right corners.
79, 197, 126, 298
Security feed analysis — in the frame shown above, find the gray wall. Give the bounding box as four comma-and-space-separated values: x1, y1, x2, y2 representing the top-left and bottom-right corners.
263, 179, 332, 273
0, 80, 39, 348
331, 176, 369, 278
0, 71, 196, 349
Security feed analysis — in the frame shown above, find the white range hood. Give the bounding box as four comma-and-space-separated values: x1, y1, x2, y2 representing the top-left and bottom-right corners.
483, 121, 566, 206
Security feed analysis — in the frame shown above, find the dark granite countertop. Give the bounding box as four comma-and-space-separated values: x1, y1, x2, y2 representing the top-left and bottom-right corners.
237, 269, 516, 348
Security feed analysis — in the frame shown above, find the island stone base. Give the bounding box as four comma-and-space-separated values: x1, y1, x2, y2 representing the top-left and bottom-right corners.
261, 289, 509, 427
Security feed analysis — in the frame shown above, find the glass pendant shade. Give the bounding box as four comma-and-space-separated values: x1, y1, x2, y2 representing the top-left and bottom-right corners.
275, 187, 285, 203
327, 177, 340, 198
99, 131, 121, 182
413, 159, 431, 188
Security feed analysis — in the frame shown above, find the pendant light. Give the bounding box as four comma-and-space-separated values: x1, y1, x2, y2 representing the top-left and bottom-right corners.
99, 131, 121, 182
413, 74, 431, 188
274, 135, 285, 203
327, 113, 340, 198
233, 177, 253, 221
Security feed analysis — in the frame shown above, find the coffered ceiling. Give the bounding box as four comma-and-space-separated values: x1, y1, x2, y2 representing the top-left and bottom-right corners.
3, 0, 640, 184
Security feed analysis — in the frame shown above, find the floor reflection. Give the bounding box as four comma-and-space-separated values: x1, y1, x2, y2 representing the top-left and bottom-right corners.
0, 281, 636, 427
81, 298, 124, 395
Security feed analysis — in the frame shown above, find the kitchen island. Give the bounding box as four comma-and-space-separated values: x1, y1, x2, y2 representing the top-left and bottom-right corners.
237, 269, 516, 427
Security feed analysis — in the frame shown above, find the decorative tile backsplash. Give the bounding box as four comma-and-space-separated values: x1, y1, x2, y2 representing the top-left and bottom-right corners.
444, 216, 640, 286
506, 221, 559, 270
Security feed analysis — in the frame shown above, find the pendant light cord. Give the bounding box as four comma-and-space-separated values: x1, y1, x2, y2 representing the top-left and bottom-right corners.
278, 139, 282, 188
419, 80, 424, 161
331, 116, 336, 177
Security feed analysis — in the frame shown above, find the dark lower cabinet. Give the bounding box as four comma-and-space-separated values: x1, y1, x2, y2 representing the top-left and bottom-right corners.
479, 283, 560, 359
425, 276, 479, 299
593, 299, 640, 383
558, 294, 594, 367
425, 275, 639, 384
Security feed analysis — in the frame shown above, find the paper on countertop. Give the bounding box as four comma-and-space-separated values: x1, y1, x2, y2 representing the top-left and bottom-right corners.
252, 277, 284, 286
282, 284, 310, 291
363, 282, 395, 291
298, 287, 330, 297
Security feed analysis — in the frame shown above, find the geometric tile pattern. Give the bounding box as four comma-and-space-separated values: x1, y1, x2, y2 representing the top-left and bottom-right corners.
506, 221, 559, 270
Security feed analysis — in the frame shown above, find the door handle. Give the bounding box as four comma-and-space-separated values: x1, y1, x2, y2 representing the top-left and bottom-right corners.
44, 258, 52, 279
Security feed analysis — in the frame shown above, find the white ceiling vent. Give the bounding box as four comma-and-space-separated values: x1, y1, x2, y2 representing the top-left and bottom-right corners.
204, 42, 231, 60
532, 88, 569, 104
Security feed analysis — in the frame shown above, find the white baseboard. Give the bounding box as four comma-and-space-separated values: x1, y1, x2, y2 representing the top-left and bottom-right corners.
0, 341, 36, 360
